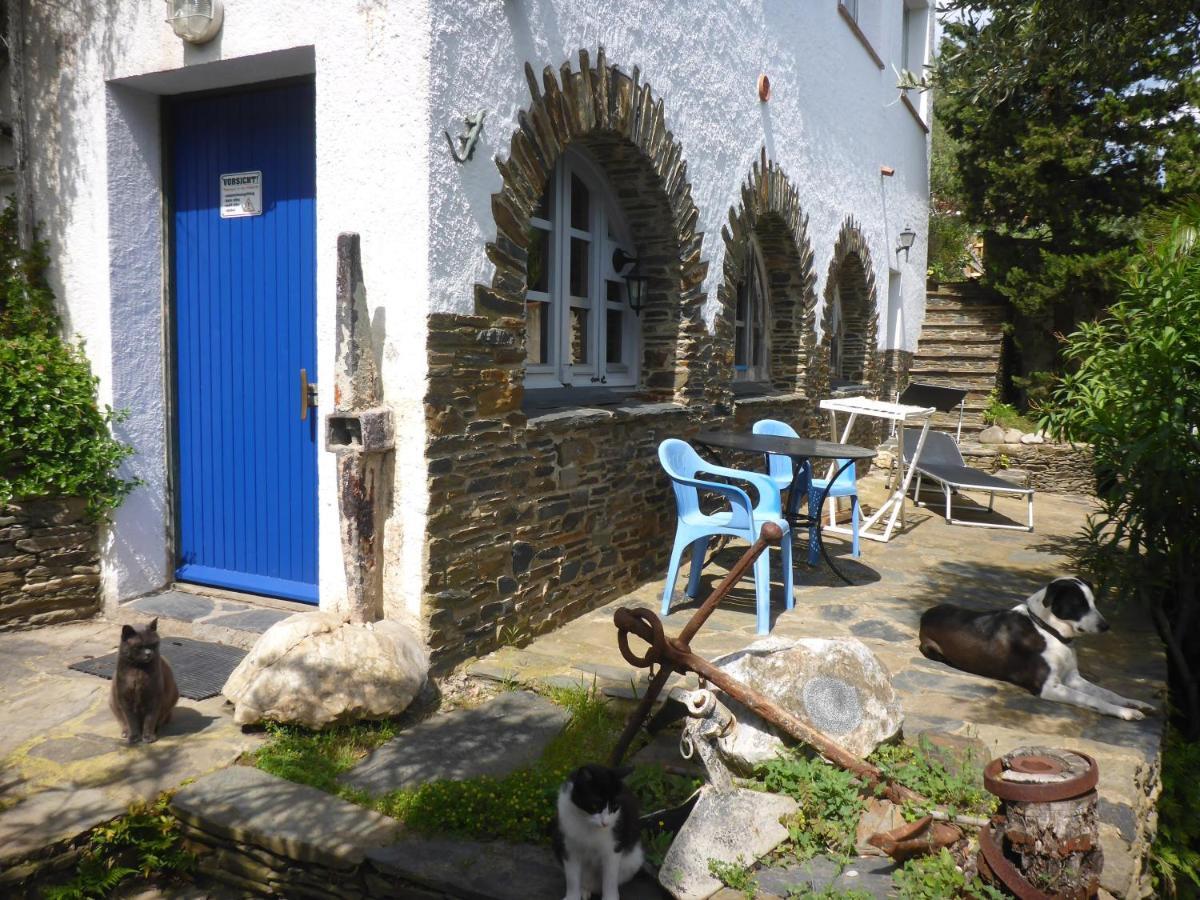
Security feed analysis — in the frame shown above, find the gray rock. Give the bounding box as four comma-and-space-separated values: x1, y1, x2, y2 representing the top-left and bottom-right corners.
367, 838, 663, 900
1003, 427, 1024, 443
222, 611, 427, 728
169, 766, 400, 869
1020, 431, 1045, 444
341, 691, 568, 793
658, 787, 796, 900
758, 855, 897, 899
709, 636, 903, 769
978, 425, 1006, 444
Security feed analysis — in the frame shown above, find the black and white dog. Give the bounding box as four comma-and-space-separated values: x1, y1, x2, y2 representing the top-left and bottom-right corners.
918, 576, 1155, 720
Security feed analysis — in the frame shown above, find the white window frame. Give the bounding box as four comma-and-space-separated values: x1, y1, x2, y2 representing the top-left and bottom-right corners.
733, 236, 770, 383
524, 148, 640, 390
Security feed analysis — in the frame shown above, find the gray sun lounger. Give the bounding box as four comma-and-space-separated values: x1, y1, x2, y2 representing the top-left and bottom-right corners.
902, 428, 1034, 531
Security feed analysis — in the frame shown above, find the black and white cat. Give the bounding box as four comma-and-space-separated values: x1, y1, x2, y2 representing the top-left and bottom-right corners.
552, 764, 644, 900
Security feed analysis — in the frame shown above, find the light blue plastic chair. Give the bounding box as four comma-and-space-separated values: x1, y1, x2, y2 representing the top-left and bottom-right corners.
658, 438, 793, 635
752, 418, 816, 562
810, 459, 860, 559
753, 418, 859, 563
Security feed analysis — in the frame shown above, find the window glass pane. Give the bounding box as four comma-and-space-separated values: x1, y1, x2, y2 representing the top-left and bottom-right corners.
570, 173, 590, 231
735, 323, 747, 367
606, 279, 623, 304
526, 300, 549, 365
569, 237, 589, 298
752, 326, 763, 367
606, 310, 623, 364
735, 280, 747, 325
535, 184, 550, 220
527, 226, 550, 293
569, 306, 590, 365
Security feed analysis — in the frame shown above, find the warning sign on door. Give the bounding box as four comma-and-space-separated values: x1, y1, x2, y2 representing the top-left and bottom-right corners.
219, 171, 263, 218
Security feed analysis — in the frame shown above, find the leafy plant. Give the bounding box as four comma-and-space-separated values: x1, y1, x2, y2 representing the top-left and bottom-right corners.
42, 794, 194, 899
982, 389, 1035, 433
0, 204, 135, 519
893, 849, 1004, 900
755, 752, 865, 860
643, 829, 675, 869
869, 736, 997, 821
1040, 198, 1200, 734
707, 856, 758, 897
1151, 726, 1200, 897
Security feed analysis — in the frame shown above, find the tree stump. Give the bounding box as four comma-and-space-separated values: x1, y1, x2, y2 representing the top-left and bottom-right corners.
979, 747, 1102, 899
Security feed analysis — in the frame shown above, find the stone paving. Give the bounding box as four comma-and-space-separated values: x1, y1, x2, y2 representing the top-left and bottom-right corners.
0, 616, 264, 887
468, 471, 1167, 898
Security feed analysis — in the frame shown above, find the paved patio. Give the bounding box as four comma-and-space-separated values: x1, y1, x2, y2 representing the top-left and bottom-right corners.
468, 470, 1166, 898
0, 470, 1167, 897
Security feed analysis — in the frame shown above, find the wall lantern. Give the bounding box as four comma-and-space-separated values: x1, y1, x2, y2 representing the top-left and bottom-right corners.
896, 226, 917, 262
613, 248, 648, 316
165, 0, 224, 45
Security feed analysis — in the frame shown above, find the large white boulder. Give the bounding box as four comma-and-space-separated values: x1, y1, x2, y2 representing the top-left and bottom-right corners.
223, 611, 428, 728
710, 636, 902, 770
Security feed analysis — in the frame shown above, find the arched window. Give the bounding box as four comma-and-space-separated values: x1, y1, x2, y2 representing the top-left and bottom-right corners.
524, 148, 639, 389
733, 237, 769, 383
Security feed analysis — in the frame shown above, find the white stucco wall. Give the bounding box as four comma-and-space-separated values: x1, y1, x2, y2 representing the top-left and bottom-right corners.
20, 1, 432, 616
428, 0, 932, 351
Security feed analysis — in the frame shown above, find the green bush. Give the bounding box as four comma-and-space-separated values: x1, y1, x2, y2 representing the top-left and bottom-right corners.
893, 849, 1004, 900
0, 205, 135, 519
1040, 197, 1200, 735
1151, 726, 1200, 898
754, 752, 865, 860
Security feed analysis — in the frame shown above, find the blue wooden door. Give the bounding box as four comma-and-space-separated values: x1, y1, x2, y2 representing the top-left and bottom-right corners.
170, 82, 318, 603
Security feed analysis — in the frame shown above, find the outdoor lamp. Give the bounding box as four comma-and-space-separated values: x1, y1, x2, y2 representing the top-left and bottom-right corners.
613, 248, 648, 316
896, 226, 917, 262
165, 0, 224, 44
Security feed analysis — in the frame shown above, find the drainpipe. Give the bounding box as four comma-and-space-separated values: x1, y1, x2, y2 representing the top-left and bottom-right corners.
325, 233, 393, 624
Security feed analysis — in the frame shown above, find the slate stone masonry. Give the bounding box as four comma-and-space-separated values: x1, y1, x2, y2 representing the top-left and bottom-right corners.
0, 498, 100, 631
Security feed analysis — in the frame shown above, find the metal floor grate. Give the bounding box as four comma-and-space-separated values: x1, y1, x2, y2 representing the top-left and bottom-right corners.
70, 636, 247, 700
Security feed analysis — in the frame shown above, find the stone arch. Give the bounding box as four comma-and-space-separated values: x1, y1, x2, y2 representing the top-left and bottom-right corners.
479, 48, 709, 404
717, 150, 818, 395
815, 217, 881, 399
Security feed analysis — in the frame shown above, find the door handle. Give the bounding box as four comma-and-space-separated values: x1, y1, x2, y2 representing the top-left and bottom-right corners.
300, 368, 318, 420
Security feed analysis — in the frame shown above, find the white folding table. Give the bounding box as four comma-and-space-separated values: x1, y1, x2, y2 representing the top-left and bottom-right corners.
817, 396, 936, 543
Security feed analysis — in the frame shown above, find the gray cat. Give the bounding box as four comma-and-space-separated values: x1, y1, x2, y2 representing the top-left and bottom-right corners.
109, 619, 179, 744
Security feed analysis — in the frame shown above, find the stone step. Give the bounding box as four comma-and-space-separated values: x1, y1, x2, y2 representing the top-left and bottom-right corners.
915, 344, 1005, 359
918, 319, 1006, 337
115, 590, 299, 651
924, 295, 1007, 313
910, 358, 1004, 376
922, 308, 1008, 325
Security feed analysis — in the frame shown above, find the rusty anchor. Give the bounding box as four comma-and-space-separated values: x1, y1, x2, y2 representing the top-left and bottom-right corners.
609, 523, 946, 819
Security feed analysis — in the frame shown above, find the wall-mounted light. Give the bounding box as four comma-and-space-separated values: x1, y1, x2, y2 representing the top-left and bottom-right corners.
613, 249, 648, 316
165, 0, 224, 45
896, 226, 917, 262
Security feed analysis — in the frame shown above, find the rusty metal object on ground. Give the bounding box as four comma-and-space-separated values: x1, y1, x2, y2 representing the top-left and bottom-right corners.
866, 814, 963, 862
608, 523, 924, 807
978, 747, 1101, 900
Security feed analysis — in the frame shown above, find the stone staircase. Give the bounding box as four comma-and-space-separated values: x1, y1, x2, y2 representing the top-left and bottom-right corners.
909, 282, 1007, 438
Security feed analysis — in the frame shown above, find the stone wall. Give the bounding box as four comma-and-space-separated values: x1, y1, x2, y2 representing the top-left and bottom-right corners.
0, 498, 101, 631
980, 441, 1096, 496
